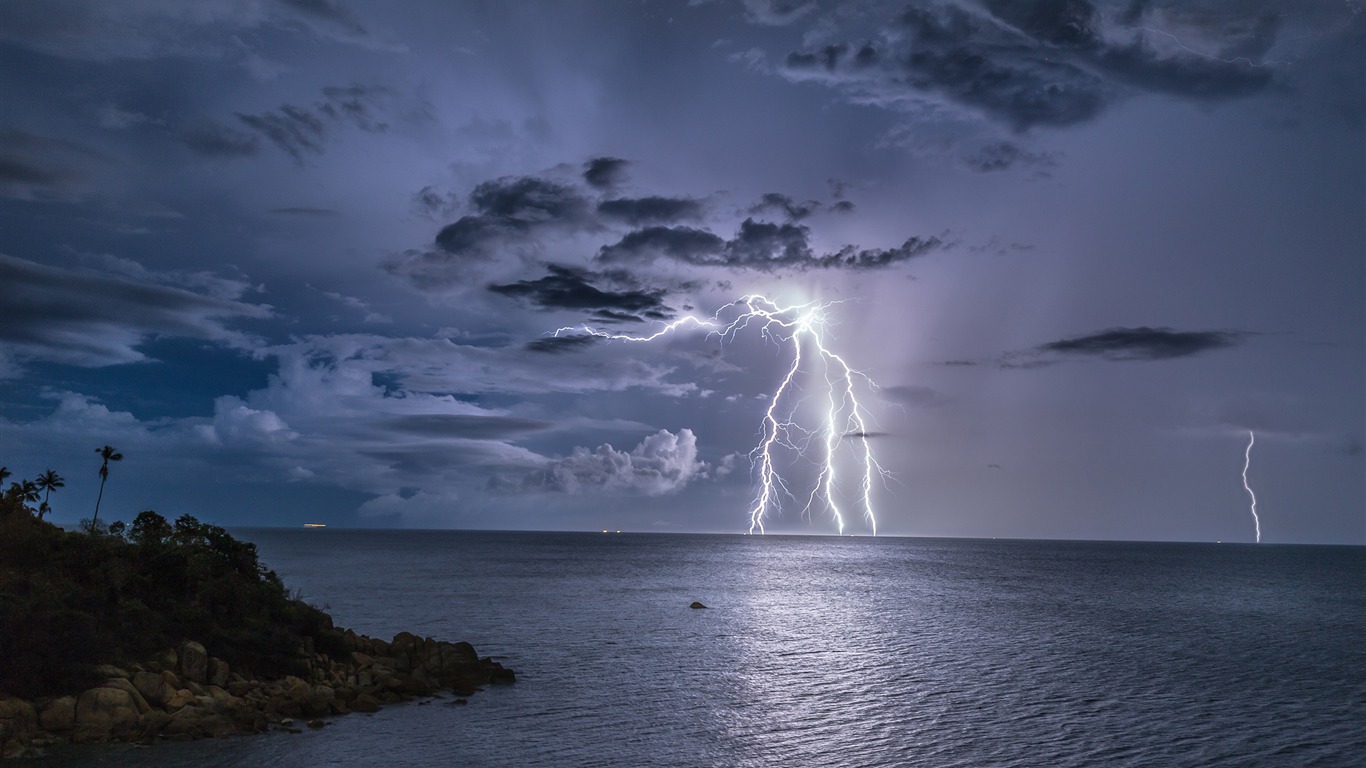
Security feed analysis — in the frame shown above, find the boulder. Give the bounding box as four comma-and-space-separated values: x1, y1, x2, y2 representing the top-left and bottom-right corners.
179, 641, 209, 685
689, 601, 707, 609
73, 687, 140, 742
161, 669, 182, 690
208, 657, 231, 688
391, 631, 420, 653
132, 670, 175, 707
137, 709, 172, 740
102, 677, 152, 715
93, 664, 130, 679
156, 648, 179, 674
164, 688, 196, 713
351, 693, 381, 713
37, 696, 76, 733
0, 697, 38, 756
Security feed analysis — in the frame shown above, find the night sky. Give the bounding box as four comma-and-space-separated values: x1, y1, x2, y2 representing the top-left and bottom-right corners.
1, 0, 1361, 543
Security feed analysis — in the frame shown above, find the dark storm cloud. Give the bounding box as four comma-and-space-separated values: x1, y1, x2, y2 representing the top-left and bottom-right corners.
318, 85, 391, 132
434, 177, 593, 255
235, 84, 391, 161
0, 254, 269, 370
1097, 41, 1272, 99
597, 226, 727, 265
597, 196, 704, 225
392, 162, 946, 291
721, 218, 813, 265
381, 248, 467, 291
583, 157, 629, 189
0, 156, 69, 190
469, 176, 592, 223
1035, 326, 1247, 361
382, 414, 552, 440
965, 141, 1057, 173
0, 131, 103, 198
388, 176, 599, 289
0, 0, 381, 61
525, 334, 602, 354
815, 236, 944, 269
277, 0, 369, 38
412, 185, 460, 219
237, 106, 327, 161
598, 220, 944, 271
777, 0, 1276, 131
749, 192, 819, 221
785, 7, 1109, 130
982, 0, 1097, 47
179, 123, 262, 158
881, 384, 951, 408
489, 264, 672, 317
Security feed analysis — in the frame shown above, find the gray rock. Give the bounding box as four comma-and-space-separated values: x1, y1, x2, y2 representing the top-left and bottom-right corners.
73, 687, 139, 742
179, 641, 209, 685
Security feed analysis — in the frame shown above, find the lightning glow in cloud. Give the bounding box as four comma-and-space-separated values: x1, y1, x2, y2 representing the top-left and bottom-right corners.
1242, 430, 1260, 543
554, 295, 887, 535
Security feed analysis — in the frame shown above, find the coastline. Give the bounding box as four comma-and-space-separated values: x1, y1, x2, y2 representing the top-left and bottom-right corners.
0, 506, 514, 760
0, 627, 514, 758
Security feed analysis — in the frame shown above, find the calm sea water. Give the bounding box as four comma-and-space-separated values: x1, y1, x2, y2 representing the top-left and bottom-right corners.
33, 532, 1365, 767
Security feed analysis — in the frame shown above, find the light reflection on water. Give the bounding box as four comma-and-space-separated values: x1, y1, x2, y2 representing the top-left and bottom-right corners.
32, 532, 1366, 767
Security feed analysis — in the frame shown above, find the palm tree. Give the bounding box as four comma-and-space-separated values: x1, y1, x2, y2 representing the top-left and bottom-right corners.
0, 467, 11, 485
35, 469, 64, 521
6, 479, 40, 508
92, 445, 123, 532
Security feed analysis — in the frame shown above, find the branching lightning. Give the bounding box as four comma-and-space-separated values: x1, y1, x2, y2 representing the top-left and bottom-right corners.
552, 295, 887, 535
552, 315, 717, 342
1242, 430, 1260, 543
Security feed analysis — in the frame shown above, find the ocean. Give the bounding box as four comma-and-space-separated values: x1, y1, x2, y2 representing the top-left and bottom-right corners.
32, 532, 1366, 767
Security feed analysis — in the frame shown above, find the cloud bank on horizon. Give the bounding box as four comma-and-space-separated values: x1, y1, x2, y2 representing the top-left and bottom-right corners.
0, 0, 1361, 543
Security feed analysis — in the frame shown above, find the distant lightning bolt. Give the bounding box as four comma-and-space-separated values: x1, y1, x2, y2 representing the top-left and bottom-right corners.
552, 294, 887, 535
1242, 430, 1260, 543
552, 314, 717, 342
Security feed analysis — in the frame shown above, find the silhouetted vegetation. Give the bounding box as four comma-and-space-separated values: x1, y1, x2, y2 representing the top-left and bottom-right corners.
0, 488, 341, 700
91, 444, 123, 532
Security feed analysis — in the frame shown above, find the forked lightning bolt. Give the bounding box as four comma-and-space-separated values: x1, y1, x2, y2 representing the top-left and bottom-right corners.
1242, 430, 1260, 543
553, 295, 887, 535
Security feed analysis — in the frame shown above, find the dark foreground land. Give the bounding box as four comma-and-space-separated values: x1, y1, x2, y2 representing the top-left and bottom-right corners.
0, 504, 513, 758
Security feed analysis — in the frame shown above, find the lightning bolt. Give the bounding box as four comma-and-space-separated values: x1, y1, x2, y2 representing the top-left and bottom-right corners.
1242, 430, 1260, 543
552, 314, 717, 342
552, 294, 887, 535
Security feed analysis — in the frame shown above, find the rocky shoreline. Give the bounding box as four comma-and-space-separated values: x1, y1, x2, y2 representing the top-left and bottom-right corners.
0, 628, 514, 759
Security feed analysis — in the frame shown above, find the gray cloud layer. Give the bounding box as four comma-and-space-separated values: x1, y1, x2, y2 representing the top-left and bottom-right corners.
779, 0, 1275, 131
0, 254, 270, 372
386, 161, 948, 300
1037, 326, 1246, 360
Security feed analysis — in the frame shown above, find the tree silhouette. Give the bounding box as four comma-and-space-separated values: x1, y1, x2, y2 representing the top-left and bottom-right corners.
0, 467, 11, 485
35, 469, 64, 521
5, 479, 40, 515
92, 445, 123, 533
